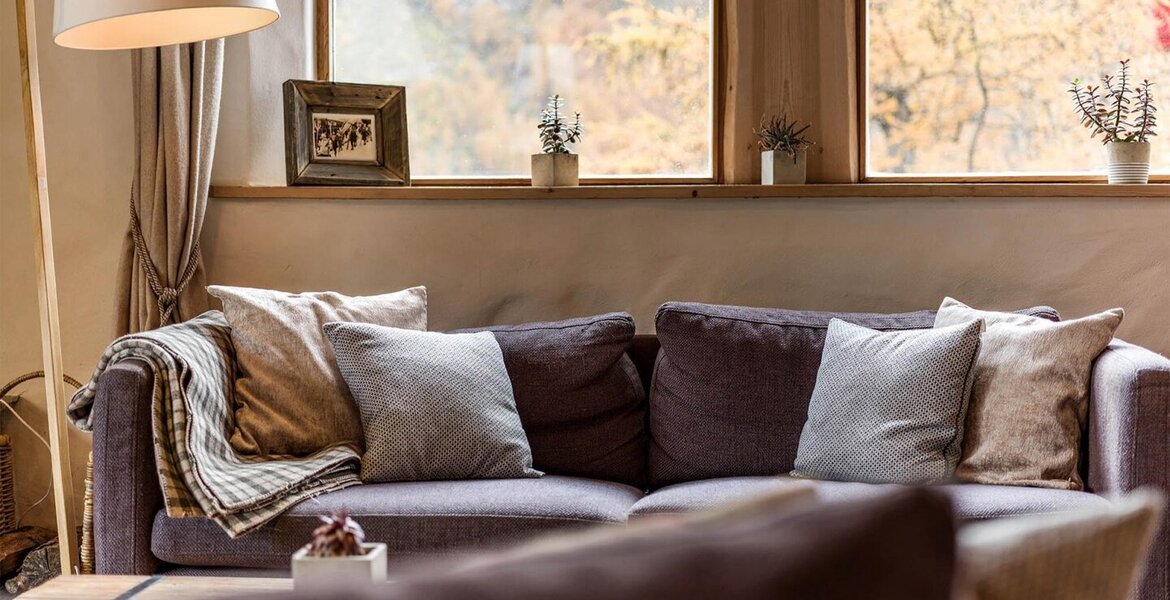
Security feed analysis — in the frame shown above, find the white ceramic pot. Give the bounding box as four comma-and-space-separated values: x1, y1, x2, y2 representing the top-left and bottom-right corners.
292, 543, 387, 592
1106, 142, 1151, 184
531, 153, 580, 187
761, 149, 807, 184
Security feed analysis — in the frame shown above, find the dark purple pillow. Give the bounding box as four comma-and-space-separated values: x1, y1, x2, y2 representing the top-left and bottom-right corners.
461, 314, 646, 489
649, 302, 1059, 489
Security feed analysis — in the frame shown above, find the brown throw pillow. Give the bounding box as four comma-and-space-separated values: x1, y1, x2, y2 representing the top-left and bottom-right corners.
934, 298, 1122, 490
208, 285, 427, 456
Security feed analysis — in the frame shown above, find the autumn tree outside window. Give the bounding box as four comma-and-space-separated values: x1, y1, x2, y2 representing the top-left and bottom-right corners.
321, 0, 1168, 185
866, 0, 1170, 178
327, 0, 715, 182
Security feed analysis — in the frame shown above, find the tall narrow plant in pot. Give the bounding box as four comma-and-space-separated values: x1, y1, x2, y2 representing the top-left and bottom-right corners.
1069, 59, 1158, 184
291, 511, 387, 592
756, 115, 814, 184
532, 95, 583, 187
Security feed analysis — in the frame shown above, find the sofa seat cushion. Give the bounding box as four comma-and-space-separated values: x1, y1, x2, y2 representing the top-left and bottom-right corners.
630, 477, 1110, 522
152, 476, 643, 569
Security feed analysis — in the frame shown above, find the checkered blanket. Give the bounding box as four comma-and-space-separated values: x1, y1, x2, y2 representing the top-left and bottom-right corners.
67, 311, 361, 537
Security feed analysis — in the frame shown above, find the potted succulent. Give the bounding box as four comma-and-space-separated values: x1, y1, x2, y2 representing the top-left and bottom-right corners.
532, 94, 583, 187
756, 114, 814, 184
291, 511, 386, 591
1069, 59, 1158, 184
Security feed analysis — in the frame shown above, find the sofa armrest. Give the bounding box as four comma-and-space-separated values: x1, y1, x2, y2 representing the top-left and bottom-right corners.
1087, 339, 1170, 600
92, 359, 166, 574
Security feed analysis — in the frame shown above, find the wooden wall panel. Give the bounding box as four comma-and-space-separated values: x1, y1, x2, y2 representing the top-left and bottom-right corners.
719, 0, 859, 183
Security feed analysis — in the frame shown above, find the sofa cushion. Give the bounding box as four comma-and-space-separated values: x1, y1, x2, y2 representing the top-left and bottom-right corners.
649, 302, 1059, 489
630, 476, 1111, 521
458, 314, 646, 488
324, 488, 956, 600
152, 476, 643, 569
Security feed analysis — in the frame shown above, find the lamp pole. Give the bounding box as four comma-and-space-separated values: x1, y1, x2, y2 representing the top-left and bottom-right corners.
15, 0, 80, 575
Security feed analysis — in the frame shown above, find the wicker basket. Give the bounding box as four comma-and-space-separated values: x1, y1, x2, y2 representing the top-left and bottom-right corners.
80, 452, 94, 574
0, 434, 14, 535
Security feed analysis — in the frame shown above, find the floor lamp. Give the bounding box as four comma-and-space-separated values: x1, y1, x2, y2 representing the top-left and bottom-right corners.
15, 0, 279, 574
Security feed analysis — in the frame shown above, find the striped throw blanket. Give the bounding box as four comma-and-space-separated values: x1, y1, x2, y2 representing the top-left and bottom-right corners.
67, 311, 361, 537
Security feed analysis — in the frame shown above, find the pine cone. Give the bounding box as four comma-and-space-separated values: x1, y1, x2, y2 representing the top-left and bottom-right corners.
304, 510, 366, 557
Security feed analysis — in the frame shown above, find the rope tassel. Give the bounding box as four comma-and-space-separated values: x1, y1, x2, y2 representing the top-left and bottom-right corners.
129, 196, 201, 327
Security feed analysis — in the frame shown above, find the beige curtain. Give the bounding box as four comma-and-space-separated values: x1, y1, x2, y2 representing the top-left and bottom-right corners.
116, 40, 224, 333
719, 0, 859, 184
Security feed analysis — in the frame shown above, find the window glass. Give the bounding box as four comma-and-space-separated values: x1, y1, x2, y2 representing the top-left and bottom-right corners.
332, 0, 713, 179
867, 0, 1170, 176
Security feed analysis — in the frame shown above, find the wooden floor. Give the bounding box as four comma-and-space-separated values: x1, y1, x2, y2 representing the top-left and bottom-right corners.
16, 575, 292, 599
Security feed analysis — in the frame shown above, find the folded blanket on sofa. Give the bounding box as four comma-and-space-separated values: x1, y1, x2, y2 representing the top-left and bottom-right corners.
67, 311, 361, 538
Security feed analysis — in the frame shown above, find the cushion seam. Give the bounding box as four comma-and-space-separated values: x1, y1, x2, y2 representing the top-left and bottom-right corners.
480, 315, 634, 334
656, 308, 930, 332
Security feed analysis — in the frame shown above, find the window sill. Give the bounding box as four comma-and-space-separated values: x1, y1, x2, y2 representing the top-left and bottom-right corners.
209, 183, 1170, 201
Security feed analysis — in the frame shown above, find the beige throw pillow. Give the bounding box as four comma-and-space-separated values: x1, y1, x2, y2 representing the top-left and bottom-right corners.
934, 298, 1122, 489
208, 285, 427, 456
955, 490, 1165, 600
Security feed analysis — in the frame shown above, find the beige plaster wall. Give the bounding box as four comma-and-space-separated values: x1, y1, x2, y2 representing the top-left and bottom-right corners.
204, 196, 1170, 356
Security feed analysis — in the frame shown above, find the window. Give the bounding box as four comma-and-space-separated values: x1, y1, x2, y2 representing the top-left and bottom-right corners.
866, 0, 1170, 178
328, 0, 714, 181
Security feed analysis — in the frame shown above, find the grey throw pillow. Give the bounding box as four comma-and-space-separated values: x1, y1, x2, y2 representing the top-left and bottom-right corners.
323, 322, 541, 482
792, 318, 984, 484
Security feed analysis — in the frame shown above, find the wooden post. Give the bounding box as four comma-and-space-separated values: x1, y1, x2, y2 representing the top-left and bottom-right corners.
15, 0, 80, 575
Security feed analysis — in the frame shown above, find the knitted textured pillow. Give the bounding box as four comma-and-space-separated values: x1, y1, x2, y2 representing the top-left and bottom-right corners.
934, 297, 1123, 490
324, 322, 541, 482
792, 318, 983, 484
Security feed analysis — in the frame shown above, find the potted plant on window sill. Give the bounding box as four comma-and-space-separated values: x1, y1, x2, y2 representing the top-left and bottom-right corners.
532, 94, 583, 187
756, 114, 814, 184
1069, 59, 1158, 184
292, 511, 387, 592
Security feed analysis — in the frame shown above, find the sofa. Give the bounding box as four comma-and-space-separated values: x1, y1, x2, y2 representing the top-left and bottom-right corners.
89, 303, 1170, 599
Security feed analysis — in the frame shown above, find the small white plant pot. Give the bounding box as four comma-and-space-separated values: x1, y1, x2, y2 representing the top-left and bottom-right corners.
531, 153, 579, 187
761, 150, 807, 184
1106, 142, 1151, 184
292, 543, 387, 592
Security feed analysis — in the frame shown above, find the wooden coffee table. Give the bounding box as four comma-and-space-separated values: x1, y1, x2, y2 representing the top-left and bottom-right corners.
17, 575, 293, 599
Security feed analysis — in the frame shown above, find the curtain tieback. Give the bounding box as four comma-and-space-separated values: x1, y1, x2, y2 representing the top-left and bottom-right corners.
129, 196, 201, 326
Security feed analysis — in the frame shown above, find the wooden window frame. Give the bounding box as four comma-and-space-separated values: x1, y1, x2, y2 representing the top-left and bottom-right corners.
855, 0, 1169, 183
314, 0, 723, 186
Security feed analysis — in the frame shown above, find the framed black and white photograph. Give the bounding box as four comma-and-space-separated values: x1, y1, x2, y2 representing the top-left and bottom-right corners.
283, 80, 409, 185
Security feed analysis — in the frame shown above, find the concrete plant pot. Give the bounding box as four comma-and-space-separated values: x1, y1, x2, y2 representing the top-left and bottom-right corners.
531, 153, 579, 187
292, 543, 387, 592
761, 149, 807, 184
1105, 142, 1151, 184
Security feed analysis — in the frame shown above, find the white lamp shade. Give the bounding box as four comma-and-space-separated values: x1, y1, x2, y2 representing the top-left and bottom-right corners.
53, 0, 280, 50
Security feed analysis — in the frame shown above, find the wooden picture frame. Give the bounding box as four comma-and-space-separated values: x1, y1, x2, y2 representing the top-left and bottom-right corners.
284, 79, 410, 186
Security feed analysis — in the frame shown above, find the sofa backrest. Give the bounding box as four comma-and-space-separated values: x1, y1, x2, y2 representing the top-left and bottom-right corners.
461, 313, 648, 489
641, 302, 1062, 490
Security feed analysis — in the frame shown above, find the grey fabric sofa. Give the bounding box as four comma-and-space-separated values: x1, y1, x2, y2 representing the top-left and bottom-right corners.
91, 313, 1170, 599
